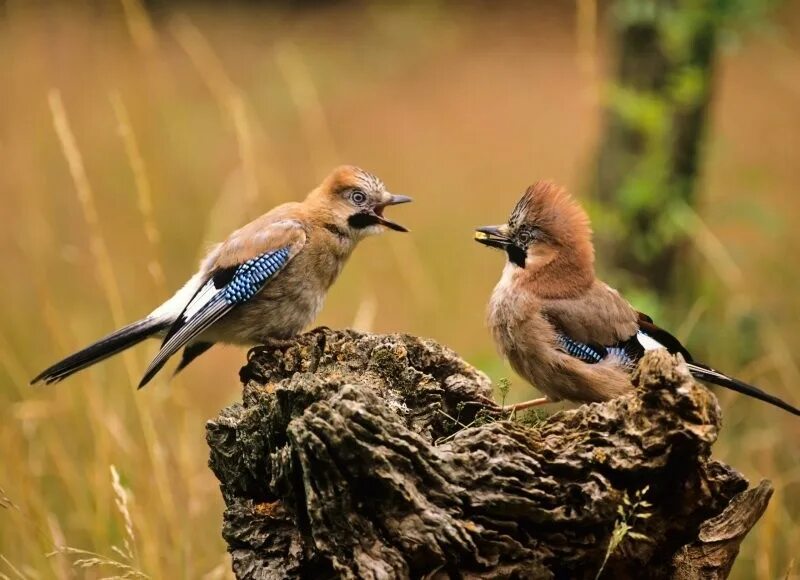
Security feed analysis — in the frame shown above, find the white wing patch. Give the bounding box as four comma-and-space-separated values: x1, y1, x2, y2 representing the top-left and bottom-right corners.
149, 271, 205, 320
148, 242, 225, 322
182, 280, 219, 320
637, 331, 665, 351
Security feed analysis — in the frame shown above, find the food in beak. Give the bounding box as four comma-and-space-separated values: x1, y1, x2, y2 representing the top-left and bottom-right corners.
474, 225, 510, 249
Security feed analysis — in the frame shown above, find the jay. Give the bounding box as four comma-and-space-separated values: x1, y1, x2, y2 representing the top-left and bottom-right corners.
32, 165, 411, 388
475, 180, 800, 416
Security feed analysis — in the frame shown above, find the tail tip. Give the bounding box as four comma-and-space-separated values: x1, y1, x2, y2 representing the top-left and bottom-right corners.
30, 372, 56, 386
137, 372, 155, 390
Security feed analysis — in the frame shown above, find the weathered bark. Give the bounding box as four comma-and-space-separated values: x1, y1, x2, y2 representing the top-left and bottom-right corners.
207, 328, 772, 579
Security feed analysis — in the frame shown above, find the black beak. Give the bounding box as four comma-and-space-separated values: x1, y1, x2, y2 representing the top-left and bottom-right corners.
373, 194, 412, 232
474, 225, 511, 249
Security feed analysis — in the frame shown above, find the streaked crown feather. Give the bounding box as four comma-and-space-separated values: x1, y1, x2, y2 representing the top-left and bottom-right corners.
510, 180, 593, 250
318, 165, 384, 197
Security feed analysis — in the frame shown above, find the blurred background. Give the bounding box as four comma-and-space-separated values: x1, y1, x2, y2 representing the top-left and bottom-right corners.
1, 0, 799, 578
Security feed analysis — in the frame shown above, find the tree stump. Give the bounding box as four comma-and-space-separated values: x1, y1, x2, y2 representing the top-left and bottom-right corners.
206, 328, 772, 579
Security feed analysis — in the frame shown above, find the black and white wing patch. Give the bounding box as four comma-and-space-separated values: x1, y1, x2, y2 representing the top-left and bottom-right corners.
559, 316, 800, 415
555, 329, 670, 368
138, 247, 292, 388
637, 317, 800, 415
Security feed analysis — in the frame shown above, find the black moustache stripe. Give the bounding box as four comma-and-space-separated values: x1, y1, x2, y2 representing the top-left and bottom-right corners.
348, 212, 380, 230
506, 245, 527, 268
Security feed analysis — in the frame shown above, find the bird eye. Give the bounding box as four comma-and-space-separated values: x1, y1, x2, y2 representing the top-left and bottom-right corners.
518, 230, 532, 245
350, 189, 367, 206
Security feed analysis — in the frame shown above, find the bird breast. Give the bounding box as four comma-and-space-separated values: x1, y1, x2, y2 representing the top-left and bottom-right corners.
487, 265, 541, 359
487, 266, 636, 403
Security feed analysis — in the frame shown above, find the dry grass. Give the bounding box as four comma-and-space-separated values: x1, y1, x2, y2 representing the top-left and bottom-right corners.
0, 2, 798, 578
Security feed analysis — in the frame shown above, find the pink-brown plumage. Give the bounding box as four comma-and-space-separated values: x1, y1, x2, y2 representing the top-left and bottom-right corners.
506, 181, 596, 298
476, 180, 800, 415
487, 263, 634, 403
32, 165, 411, 387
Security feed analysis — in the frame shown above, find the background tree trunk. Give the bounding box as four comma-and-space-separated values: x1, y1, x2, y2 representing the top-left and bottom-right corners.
594, 0, 719, 294
206, 328, 772, 579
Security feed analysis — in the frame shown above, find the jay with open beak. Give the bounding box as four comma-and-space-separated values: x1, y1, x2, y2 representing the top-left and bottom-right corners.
32, 165, 411, 388
475, 180, 800, 416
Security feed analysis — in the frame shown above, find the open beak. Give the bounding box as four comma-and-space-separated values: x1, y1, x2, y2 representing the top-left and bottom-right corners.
373, 194, 412, 232
474, 224, 511, 249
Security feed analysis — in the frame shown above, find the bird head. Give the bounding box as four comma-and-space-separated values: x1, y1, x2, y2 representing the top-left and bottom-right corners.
474, 181, 595, 290
309, 165, 412, 238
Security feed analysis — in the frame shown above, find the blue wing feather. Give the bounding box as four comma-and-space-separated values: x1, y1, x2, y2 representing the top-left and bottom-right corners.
558, 315, 800, 415
556, 334, 607, 364
222, 248, 290, 304
556, 327, 660, 368
138, 247, 291, 388
555, 333, 637, 367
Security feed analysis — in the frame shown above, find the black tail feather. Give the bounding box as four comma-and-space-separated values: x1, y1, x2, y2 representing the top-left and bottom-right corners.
688, 362, 800, 416
31, 317, 169, 385
172, 342, 214, 377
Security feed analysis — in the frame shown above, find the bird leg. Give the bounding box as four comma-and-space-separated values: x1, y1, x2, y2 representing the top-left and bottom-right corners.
259, 336, 300, 349
505, 397, 551, 413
